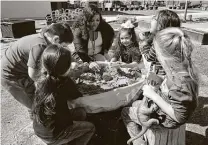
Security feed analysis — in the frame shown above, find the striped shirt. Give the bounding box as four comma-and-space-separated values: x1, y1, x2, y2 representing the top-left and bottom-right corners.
139, 32, 166, 75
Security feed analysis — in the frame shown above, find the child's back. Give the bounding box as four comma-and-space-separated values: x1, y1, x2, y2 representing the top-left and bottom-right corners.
157, 74, 198, 128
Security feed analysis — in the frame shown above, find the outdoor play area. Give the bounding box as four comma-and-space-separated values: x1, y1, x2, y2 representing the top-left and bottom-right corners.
1, 1, 208, 145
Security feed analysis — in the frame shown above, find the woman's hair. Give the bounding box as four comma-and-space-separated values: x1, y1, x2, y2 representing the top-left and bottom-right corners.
32, 44, 71, 126
155, 10, 181, 31
72, 4, 103, 39
116, 27, 139, 48
153, 27, 198, 83
43, 22, 73, 43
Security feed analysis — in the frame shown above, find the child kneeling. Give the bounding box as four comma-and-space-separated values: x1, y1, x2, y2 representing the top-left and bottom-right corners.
32, 44, 95, 145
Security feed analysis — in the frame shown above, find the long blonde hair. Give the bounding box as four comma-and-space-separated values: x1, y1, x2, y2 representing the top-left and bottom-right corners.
153, 27, 198, 84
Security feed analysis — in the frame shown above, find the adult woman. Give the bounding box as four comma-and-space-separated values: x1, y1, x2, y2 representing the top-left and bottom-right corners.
1, 22, 73, 109
72, 4, 114, 70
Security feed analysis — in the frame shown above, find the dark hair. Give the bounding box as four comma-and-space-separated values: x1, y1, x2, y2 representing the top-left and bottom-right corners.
72, 4, 103, 39
43, 22, 74, 43
117, 27, 139, 48
156, 10, 181, 31
32, 44, 71, 126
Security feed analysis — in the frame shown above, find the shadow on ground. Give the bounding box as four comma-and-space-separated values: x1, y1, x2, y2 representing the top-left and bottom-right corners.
186, 96, 208, 145
188, 96, 208, 127
87, 108, 129, 145
186, 130, 208, 145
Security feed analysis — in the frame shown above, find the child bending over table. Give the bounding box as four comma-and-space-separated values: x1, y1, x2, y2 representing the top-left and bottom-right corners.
32, 44, 95, 145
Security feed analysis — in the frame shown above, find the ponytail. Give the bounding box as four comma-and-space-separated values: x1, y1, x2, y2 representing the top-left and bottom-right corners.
32, 74, 60, 126
180, 33, 198, 84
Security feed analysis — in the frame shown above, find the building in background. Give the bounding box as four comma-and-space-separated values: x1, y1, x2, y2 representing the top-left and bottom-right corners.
1, 0, 68, 19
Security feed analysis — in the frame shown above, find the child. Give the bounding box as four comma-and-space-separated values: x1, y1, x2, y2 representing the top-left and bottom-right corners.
143, 27, 198, 128
110, 20, 142, 69
1, 22, 73, 109
32, 44, 95, 145
139, 10, 181, 75
122, 28, 198, 145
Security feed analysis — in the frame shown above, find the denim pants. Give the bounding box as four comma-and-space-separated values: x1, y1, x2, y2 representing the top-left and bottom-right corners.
1, 77, 35, 109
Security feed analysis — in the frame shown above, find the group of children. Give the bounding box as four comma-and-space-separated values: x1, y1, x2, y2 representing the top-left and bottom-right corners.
1, 9, 198, 145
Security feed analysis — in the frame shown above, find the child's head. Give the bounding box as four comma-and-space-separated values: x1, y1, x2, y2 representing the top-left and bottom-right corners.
118, 27, 138, 47
42, 44, 71, 78
117, 20, 138, 47
43, 22, 73, 47
153, 27, 197, 83
150, 10, 181, 33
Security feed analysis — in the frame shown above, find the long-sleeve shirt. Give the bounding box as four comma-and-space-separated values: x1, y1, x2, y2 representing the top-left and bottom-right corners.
157, 74, 198, 128
113, 43, 142, 64
139, 31, 166, 75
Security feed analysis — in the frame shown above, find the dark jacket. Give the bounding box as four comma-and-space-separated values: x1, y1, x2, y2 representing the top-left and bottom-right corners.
72, 20, 114, 62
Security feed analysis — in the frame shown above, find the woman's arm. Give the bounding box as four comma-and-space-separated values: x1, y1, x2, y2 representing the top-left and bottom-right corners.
73, 28, 92, 62
142, 85, 179, 123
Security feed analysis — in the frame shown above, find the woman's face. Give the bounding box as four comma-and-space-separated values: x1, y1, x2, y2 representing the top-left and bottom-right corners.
120, 31, 132, 47
150, 15, 158, 33
89, 14, 101, 31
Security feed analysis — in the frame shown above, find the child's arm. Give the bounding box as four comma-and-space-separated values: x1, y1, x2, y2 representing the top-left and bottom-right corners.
120, 61, 138, 68
142, 85, 179, 123
139, 33, 156, 62
110, 57, 118, 62
141, 44, 156, 62
28, 67, 41, 81
119, 47, 142, 68
27, 44, 45, 81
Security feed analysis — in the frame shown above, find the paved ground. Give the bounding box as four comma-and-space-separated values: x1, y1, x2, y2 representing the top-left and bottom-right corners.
1, 9, 208, 145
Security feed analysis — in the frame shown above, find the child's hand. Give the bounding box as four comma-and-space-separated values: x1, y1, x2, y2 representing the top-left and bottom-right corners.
142, 85, 157, 100
71, 62, 79, 70
89, 62, 100, 71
